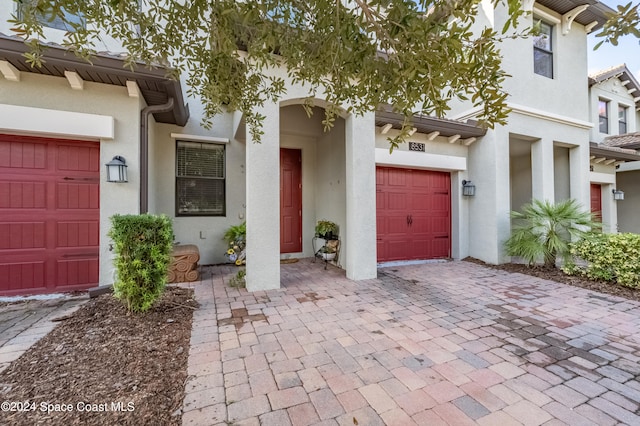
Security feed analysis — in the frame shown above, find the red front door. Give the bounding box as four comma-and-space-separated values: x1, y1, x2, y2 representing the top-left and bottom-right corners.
590, 183, 602, 222
280, 148, 302, 253
376, 167, 451, 262
0, 134, 100, 295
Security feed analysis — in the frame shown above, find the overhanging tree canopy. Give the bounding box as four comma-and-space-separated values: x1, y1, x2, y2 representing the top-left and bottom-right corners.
10, 0, 637, 147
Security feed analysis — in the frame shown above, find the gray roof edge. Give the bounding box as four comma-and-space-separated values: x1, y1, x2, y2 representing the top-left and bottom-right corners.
375, 108, 487, 139
0, 33, 188, 125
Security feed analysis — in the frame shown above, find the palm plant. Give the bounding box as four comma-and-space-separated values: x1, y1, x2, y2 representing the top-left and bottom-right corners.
505, 199, 601, 268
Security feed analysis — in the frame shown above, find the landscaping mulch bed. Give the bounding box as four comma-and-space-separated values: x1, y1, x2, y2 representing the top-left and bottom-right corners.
0, 286, 197, 426
464, 257, 640, 303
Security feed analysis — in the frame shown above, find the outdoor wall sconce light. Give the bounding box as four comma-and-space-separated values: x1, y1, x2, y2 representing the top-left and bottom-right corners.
105, 156, 128, 183
462, 180, 476, 196
612, 189, 625, 201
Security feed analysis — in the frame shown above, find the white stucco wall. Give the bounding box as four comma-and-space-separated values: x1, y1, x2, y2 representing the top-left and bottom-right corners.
554, 145, 571, 202
468, 110, 591, 264
147, 89, 238, 267
314, 119, 347, 262
616, 170, 640, 233
510, 150, 532, 212
0, 72, 142, 286
589, 78, 638, 143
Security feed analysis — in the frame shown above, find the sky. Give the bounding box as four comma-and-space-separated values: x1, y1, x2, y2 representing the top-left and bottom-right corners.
587, 0, 640, 80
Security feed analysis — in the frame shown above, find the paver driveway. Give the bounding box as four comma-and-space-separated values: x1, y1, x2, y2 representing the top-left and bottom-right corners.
182, 259, 640, 425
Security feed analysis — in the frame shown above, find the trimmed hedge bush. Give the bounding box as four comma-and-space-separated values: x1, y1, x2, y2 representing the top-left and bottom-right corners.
564, 233, 640, 289
108, 214, 174, 312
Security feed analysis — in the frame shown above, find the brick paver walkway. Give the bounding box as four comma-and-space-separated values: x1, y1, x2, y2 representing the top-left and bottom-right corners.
0, 296, 87, 374
181, 259, 640, 425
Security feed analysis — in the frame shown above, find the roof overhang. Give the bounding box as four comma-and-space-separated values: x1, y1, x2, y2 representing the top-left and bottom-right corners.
589, 64, 640, 109
535, 0, 614, 32
590, 142, 640, 163
375, 106, 487, 142
0, 34, 189, 126
603, 133, 640, 150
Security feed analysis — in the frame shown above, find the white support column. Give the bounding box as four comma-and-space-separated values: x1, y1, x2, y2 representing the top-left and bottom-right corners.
601, 183, 618, 233
531, 138, 555, 202
570, 144, 590, 209
344, 112, 377, 280
245, 102, 281, 291
450, 171, 467, 260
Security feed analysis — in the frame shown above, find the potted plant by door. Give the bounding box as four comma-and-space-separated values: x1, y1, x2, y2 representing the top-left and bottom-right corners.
318, 245, 337, 261
315, 220, 338, 240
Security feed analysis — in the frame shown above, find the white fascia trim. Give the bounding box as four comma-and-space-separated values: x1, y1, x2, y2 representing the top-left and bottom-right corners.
170, 133, 230, 144
449, 107, 483, 122
509, 103, 594, 129
533, 5, 561, 25
617, 161, 640, 172
590, 171, 615, 184
450, 103, 593, 130
375, 148, 466, 171
0, 103, 114, 139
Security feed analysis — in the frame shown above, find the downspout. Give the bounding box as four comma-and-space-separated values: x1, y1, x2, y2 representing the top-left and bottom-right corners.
140, 97, 174, 214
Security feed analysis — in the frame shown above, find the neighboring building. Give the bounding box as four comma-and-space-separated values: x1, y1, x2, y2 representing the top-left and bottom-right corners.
448, 0, 613, 263
588, 64, 640, 232
0, 0, 620, 295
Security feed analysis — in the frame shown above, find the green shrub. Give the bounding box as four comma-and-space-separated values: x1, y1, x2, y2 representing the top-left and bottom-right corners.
565, 233, 640, 288
108, 214, 174, 312
229, 269, 246, 288
505, 199, 600, 268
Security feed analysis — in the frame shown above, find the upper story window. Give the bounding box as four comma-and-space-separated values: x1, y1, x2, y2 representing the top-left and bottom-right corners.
598, 99, 609, 134
18, 2, 85, 31
176, 141, 226, 216
619, 105, 628, 134
533, 21, 553, 78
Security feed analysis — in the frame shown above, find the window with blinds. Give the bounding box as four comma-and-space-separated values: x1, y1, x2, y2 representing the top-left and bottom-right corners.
176, 141, 225, 216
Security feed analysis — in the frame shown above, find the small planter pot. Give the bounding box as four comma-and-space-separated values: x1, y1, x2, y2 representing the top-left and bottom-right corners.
321, 252, 336, 261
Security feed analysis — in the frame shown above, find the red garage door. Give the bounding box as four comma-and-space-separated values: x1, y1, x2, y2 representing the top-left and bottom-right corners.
376, 167, 451, 262
0, 134, 100, 295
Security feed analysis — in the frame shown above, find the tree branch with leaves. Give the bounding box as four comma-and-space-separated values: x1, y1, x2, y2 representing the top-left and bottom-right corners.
10, 0, 636, 147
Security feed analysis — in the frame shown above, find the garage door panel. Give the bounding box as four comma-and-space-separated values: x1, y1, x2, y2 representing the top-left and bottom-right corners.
0, 141, 47, 170
388, 169, 407, 186
433, 237, 450, 257
410, 194, 431, 211
0, 222, 46, 249
411, 171, 431, 188
0, 181, 47, 209
57, 144, 100, 172
0, 134, 99, 295
432, 194, 450, 211
56, 258, 98, 286
0, 262, 46, 291
56, 182, 99, 209
386, 216, 410, 236
57, 221, 99, 247
385, 240, 409, 261
431, 217, 449, 230
386, 192, 409, 210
